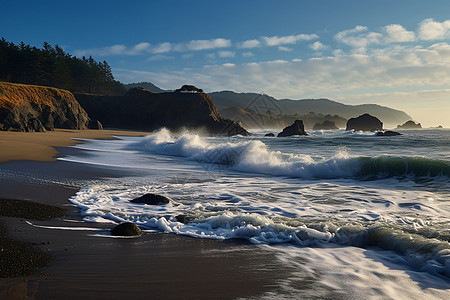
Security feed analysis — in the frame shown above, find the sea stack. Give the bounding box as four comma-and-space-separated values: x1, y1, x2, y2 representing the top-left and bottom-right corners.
278, 120, 308, 137
397, 120, 422, 129
346, 113, 383, 131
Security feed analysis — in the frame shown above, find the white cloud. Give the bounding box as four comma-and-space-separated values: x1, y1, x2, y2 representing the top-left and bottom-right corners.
131, 42, 151, 53
186, 38, 231, 51
242, 51, 254, 57
384, 24, 415, 43
239, 39, 261, 48
418, 18, 450, 40
310, 41, 328, 51
218, 51, 235, 58
335, 26, 382, 48
151, 42, 172, 54
147, 54, 173, 61
262, 33, 318, 46
278, 46, 293, 52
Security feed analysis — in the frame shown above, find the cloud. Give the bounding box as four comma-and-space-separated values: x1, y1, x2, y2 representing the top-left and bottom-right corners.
151, 42, 172, 54
335, 26, 382, 48
418, 18, 450, 40
239, 39, 261, 48
262, 33, 318, 46
278, 46, 293, 52
242, 51, 254, 57
218, 51, 235, 58
384, 24, 415, 43
74, 44, 128, 57
309, 41, 328, 51
186, 38, 231, 51
147, 55, 174, 61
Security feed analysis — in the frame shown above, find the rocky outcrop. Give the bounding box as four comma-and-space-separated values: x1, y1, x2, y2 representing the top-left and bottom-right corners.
375, 130, 402, 136
111, 222, 142, 236
346, 114, 383, 131
75, 87, 250, 136
175, 85, 203, 93
130, 193, 171, 205
397, 120, 422, 129
0, 82, 90, 132
277, 120, 308, 137
313, 120, 338, 130
264, 133, 275, 137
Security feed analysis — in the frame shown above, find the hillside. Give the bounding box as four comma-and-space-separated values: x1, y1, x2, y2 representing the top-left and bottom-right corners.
209, 91, 412, 128
125, 82, 168, 93
0, 81, 90, 131
75, 87, 249, 136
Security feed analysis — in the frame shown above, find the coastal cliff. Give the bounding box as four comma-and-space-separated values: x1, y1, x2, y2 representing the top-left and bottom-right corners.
75, 87, 249, 136
0, 82, 89, 131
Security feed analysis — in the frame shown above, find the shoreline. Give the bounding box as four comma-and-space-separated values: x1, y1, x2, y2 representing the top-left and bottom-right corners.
0, 130, 289, 299
0, 129, 150, 163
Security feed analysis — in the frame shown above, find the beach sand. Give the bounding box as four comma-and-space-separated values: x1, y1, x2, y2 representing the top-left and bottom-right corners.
0, 130, 289, 299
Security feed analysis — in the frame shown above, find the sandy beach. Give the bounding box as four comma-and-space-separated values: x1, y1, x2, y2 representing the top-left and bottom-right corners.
0, 130, 288, 299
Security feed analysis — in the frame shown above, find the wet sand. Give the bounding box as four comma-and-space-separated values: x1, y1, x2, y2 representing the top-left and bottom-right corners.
0, 131, 290, 299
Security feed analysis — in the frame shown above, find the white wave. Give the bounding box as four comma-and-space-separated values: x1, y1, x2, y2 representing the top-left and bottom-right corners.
135, 128, 360, 178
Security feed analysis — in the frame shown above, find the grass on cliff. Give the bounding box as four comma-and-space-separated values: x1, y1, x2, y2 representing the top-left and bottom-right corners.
0, 81, 74, 109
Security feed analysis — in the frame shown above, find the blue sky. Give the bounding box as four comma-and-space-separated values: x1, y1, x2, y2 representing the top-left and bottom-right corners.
2, 0, 450, 126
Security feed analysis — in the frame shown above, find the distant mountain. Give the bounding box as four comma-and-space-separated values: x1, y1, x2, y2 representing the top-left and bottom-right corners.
209, 91, 412, 128
125, 82, 168, 93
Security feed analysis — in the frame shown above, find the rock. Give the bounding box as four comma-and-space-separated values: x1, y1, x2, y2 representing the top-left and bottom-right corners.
265, 133, 275, 137
130, 193, 171, 205
346, 114, 383, 131
397, 120, 422, 129
75, 86, 250, 136
88, 119, 103, 130
111, 222, 142, 236
277, 120, 308, 137
437, 125, 443, 128
175, 85, 204, 93
375, 130, 402, 136
0, 82, 90, 132
313, 120, 338, 130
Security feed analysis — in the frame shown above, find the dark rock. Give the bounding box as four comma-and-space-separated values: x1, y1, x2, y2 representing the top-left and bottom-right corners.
277, 120, 308, 137
375, 130, 402, 136
88, 119, 103, 130
75, 86, 250, 136
346, 114, 383, 131
0, 82, 89, 132
175, 214, 192, 224
397, 120, 422, 129
313, 120, 338, 130
437, 125, 443, 128
111, 222, 142, 236
265, 133, 275, 137
175, 85, 203, 93
130, 193, 171, 205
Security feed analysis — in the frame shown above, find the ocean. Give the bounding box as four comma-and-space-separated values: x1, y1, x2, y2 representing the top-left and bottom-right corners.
60, 128, 450, 298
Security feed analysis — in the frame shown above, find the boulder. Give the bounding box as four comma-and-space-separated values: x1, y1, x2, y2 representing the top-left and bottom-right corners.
265, 133, 275, 137
277, 120, 308, 137
437, 125, 443, 128
375, 130, 402, 136
130, 193, 171, 205
0, 82, 90, 132
397, 120, 422, 129
346, 114, 383, 131
313, 120, 338, 130
111, 222, 142, 236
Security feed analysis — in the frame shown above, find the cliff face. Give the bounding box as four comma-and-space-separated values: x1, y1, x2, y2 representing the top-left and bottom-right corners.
75, 87, 249, 136
0, 82, 89, 132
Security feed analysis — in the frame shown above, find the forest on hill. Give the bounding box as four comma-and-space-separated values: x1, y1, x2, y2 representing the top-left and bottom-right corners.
0, 38, 125, 95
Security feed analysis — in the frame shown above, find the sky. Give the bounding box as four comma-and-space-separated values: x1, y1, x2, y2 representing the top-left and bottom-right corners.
2, 0, 450, 127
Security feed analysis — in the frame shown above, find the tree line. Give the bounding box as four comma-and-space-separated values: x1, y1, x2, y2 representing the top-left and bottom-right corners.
0, 38, 125, 95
